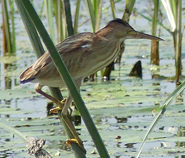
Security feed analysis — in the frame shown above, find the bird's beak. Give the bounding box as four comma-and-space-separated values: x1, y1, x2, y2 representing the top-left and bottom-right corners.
127, 29, 164, 41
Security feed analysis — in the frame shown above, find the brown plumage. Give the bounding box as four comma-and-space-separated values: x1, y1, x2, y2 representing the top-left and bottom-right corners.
20, 18, 163, 151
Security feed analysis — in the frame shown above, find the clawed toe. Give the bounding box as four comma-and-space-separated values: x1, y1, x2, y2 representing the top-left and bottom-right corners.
66, 139, 86, 153
50, 99, 66, 113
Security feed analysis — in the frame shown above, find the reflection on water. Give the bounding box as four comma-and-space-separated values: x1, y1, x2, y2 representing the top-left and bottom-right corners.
1, 63, 13, 90
125, 143, 135, 148
176, 127, 185, 148
177, 127, 185, 137
116, 116, 128, 123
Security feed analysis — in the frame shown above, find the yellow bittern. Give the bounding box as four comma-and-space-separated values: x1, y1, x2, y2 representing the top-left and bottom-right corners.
20, 18, 163, 151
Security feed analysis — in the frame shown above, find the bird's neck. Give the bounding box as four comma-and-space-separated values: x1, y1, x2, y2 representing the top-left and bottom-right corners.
96, 26, 114, 39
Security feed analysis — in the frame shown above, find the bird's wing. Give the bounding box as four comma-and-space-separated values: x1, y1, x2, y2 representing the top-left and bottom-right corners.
56, 32, 95, 54
20, 33, 95, 83
19, 52, 50, 83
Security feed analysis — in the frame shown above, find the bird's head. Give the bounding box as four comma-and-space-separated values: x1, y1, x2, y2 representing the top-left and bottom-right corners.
105, 18, 163, 41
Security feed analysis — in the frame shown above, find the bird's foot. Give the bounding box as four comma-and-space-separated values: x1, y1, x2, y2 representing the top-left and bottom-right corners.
66, 138, 86, 153
50, 107, 61, 114
50, 99, 66, 114
50, 99, 73, 116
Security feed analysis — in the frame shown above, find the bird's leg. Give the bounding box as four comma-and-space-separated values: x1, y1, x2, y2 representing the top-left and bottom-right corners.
35, 83, 65, 110
62, 94, 86, 152
61, 78, 85, 152
36, 82, 85, 152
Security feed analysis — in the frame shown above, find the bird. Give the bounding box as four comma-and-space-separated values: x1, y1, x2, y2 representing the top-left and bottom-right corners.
20, 18, 163, 152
